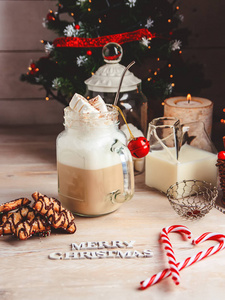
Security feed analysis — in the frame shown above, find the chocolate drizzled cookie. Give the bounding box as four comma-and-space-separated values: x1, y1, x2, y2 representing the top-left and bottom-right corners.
0, 192, 76, 240
32, 192, 76, 234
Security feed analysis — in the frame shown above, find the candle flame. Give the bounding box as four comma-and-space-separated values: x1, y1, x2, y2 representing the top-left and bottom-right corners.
187, 94, 191, 103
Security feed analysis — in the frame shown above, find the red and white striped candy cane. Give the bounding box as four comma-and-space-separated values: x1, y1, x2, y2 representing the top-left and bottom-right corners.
140, 232, 225, 290
160, 225, 192, 285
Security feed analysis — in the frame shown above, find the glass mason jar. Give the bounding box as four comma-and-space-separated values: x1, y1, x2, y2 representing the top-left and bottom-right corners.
56, 104, 134, 217
84, 43, 148, 174
85, 86, 148, 137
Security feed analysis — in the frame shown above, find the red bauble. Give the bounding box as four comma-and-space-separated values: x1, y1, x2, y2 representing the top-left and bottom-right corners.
29, 63, 39, 75
128, 137, 150, 158
46, 12, 55, 21
86, 50, 92, 56
218, 151, 225, 160
74, 24, 80, 30
30, 63, 36, 69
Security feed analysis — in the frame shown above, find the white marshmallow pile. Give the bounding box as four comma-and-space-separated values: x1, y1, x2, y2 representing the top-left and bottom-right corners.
69, 93, 107, 114
64, 93, 109, 127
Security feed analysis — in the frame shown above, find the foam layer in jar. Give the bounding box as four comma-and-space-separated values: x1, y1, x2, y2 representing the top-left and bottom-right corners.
57, 105, 127, 170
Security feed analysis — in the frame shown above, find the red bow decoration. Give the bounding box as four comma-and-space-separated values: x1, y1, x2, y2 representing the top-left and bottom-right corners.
53, 28, 156, 48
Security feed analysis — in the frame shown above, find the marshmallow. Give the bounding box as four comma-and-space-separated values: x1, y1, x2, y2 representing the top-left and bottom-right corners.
89, 95, 108, 113
69, 93, 99, 114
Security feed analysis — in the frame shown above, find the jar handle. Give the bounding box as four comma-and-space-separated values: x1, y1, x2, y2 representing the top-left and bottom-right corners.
110, 139, 134, 203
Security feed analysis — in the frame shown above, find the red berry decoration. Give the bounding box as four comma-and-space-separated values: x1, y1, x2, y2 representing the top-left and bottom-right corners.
218, 151, 225, 160
74, 24, 80, 30
128, 137, 150, 158
86, 50, 92, 56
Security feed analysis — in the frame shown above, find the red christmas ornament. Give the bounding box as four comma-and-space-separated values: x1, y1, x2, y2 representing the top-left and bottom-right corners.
46, 12, 55, 22
128, 137, 150, 158
74, 24, 80, 30
29, 63, 39, 75
86, 50, 92, 56
30, 63, 36, 69
218, 151, 225, 160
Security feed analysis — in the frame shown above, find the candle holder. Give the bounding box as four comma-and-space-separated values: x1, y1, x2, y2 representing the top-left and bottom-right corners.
166, 180, 218, 220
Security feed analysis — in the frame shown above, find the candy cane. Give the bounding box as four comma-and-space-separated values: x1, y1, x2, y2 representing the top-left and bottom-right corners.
140, 232, 225, 290
160, 225, 192, 285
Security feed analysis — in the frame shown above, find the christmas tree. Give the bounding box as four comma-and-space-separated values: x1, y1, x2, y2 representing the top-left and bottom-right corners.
20, 0, 208, 107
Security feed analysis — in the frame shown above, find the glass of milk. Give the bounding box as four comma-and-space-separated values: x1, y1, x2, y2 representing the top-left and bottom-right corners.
57, 104, 134, 217
145, 117, 218, 194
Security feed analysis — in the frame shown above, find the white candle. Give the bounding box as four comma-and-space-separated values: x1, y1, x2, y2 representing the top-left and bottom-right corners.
145, 144, 218, 194
164, 96, 213, 137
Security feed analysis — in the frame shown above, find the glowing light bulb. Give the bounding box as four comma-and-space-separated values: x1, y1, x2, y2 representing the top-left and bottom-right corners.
168, 19, 171, 23
168, 64, 171, 68
170, 74, 173, 78
45, 97, 49, 101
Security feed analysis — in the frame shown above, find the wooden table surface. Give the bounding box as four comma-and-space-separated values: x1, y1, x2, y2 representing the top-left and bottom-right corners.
1, 125, 225, 300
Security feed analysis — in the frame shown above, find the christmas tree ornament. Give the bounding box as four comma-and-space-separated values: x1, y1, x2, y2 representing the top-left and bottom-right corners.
46, 11, 55, 22
86, 50, 92, 56
74, 24, 80, 30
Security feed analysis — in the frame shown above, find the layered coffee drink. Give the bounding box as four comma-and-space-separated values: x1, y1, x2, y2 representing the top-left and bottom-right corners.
57, 93, 134, 216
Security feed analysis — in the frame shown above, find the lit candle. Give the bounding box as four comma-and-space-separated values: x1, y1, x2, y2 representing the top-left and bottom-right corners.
164, 95, 213, 137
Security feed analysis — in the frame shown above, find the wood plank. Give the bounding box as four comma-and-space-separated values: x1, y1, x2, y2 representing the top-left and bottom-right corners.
0, 0, 58, 51
0, 99, 64, 125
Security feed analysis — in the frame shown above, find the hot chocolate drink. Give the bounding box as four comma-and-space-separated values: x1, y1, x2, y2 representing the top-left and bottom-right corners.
58, 162, 134, 216
56, 93, 135, 216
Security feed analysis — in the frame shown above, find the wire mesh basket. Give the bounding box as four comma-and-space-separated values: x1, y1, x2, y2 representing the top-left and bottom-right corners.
166, 180, 218, 220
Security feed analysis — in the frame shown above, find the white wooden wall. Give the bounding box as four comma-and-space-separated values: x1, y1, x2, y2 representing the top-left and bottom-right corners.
0, 0, 224, 134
